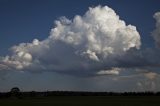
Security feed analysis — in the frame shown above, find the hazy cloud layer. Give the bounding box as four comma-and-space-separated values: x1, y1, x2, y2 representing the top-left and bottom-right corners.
152, 12, 160, 48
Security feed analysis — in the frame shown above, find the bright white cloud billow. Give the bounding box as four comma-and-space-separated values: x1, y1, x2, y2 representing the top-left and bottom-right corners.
50, 6, 141, 58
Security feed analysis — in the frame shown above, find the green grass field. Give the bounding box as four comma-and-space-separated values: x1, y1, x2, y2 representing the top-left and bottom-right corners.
0, 96, 160, 106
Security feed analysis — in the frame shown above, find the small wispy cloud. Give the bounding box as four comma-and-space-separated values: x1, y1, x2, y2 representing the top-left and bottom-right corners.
97, 68, 120, 75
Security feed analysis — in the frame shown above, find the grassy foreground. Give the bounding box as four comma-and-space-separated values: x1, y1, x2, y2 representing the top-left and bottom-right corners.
0, 96, 160, 106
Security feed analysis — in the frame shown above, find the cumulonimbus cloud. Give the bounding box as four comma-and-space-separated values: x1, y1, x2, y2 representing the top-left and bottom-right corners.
0, 5, 159, 77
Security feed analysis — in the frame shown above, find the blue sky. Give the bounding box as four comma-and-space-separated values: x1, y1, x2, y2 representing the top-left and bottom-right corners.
0, 0, 160, 55
0, 0, 160, 92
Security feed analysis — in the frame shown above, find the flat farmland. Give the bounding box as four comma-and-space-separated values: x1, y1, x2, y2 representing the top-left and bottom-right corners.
0, 96, 160, 106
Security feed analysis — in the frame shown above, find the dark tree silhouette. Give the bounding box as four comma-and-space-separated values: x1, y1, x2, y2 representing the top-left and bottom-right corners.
10, 87, 21, 99
10, 87, 20, 93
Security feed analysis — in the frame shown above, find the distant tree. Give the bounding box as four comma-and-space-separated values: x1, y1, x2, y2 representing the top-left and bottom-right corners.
10, 87, 21, 99
10, 87, 20, 93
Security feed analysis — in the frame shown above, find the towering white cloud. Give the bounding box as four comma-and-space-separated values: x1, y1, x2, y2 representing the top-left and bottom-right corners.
0, 5, 141, 75
152, 12, 160, 48
50, 6, 141, 60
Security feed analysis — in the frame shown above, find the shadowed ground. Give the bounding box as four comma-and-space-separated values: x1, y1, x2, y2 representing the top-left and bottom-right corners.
0, 96, 160, 106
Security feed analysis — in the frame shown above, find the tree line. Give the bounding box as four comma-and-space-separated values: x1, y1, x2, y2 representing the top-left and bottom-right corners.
0, 87, 160, 99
